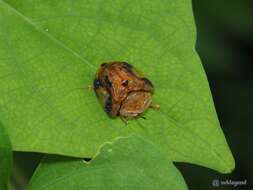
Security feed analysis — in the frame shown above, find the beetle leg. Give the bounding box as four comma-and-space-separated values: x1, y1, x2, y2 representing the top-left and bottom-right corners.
149, 103, 160, 109
140, 116, 146, 120
120, 116, 128, 125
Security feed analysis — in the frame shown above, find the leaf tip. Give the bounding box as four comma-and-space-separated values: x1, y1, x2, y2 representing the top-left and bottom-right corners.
222, 157, 235, 174
217, 151, 235, 174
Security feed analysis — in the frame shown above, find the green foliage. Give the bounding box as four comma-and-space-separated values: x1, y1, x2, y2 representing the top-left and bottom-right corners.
0, 0, 234, 172
0, 1, 235, 188
0, 123, 12, 190
27, 136, 187, 190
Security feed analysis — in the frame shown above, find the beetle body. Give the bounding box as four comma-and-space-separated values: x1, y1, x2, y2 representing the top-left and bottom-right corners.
94, 61, 157, 121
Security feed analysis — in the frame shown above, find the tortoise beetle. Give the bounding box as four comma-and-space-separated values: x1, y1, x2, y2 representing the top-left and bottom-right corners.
93, 61, 159, 123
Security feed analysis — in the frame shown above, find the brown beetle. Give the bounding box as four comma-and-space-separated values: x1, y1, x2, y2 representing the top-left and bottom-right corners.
93, 61, 159, 123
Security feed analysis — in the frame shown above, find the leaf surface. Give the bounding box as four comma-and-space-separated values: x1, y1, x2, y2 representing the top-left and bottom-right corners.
27, 136, 187, 190
0, 123, 12, 190
0, 0, 234, 173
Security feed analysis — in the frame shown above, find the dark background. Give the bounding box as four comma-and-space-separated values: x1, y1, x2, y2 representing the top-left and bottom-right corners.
177, 0, 253, 189
10, 0, 253, 189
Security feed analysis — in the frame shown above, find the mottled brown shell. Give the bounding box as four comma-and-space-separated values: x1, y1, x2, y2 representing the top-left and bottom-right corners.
94, 61, 154, 119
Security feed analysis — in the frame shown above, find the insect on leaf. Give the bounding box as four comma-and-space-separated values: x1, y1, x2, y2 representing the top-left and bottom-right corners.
0, 0, 234, 173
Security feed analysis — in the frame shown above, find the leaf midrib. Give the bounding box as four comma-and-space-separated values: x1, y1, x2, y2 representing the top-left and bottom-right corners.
0, 0, 234, 174
0, 0, 96, 71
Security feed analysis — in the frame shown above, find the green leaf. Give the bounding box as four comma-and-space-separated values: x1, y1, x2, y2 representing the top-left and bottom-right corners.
0, 0, 234, 173
0, 123, 12, 190
27, 136, 187, 190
